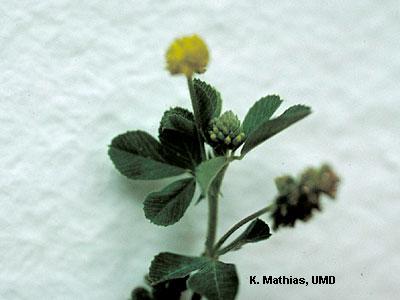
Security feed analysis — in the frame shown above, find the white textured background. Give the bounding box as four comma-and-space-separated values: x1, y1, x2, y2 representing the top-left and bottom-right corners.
1, 1, 399, 299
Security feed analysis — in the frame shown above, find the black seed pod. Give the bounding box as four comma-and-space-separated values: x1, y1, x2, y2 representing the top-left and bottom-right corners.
271, 165, 340, 230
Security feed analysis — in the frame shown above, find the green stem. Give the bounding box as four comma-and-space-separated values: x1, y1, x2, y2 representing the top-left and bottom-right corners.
186, 75, 222, 257
205, 165, 228, 257
213, 204, 275, 254
205, 191, 219, 256
187, 76, 206, 161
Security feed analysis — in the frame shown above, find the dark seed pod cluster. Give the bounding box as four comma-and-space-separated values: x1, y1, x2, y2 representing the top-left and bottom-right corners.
208, 111, 246, 150
271, 164, 340, 230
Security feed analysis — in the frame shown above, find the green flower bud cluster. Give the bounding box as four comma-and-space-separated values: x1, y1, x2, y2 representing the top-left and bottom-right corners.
208, 111, 246, 149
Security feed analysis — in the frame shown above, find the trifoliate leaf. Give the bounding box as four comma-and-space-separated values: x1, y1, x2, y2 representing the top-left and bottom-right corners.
144, 178, 196, 226
159, 107, 196, 136
242, 95, 282, 136
159, 129, 202, 170
109, 131, 187, 180
159, 107, 202, 170
241, 105, 311, 155
195, 157, 228, 197
149, 252, 209, 284
218, 219, 271, 255
188, 260, 239, 300
193, 79, 222, 131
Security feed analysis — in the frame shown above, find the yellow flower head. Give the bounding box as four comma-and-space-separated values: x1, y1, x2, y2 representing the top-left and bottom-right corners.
166, 34, 209, 77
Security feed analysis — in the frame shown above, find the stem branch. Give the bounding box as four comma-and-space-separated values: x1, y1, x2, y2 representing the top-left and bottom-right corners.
213, 204, 275, 253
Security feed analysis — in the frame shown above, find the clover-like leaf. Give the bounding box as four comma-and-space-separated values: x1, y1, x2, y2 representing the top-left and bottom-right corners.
160, 130, 201, 170
159, 107, 202, 170
196, 157, 228, 197
109, 131, 187, 180
193, 79, 222, 132
188, 260, 239, 300
144, 178, 196, 226
242, 95, 282, 136
159, 107, 197, 136
149, 252, 209, 285
241, 105, 311, 155
159, 129, 202, 170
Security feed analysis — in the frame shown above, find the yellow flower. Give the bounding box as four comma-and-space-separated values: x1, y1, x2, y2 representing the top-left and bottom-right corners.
166, 34, 209, 77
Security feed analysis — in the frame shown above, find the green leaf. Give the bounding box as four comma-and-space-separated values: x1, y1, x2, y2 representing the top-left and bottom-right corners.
219, 219, 271, 255
241, 105, 311, 155
196, 157, 228, 197
188, 260, 239, 300
149, 252, 209, 284
109, 131, 187, 180
193, 79, 222, 131
144, 178, 196, 226
214, 92, 222, 118
159, 107, 202, 170
242, 95, 282, 136
233, 218, 271, 245
159, 107, 196, 136
159, 129, 202, 170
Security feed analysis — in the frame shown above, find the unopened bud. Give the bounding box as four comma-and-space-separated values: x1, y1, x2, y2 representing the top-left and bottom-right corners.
207, 110, 246, 150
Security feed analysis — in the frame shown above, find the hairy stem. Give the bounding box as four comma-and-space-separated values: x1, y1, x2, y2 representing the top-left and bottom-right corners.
187, 76, 206, 161
213, 204, 275, 253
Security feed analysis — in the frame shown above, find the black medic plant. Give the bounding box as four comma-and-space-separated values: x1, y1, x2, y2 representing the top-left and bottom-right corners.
108, 34, 341, 300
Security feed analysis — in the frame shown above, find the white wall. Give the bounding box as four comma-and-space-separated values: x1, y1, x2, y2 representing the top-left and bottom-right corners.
1, 1, 399, 299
